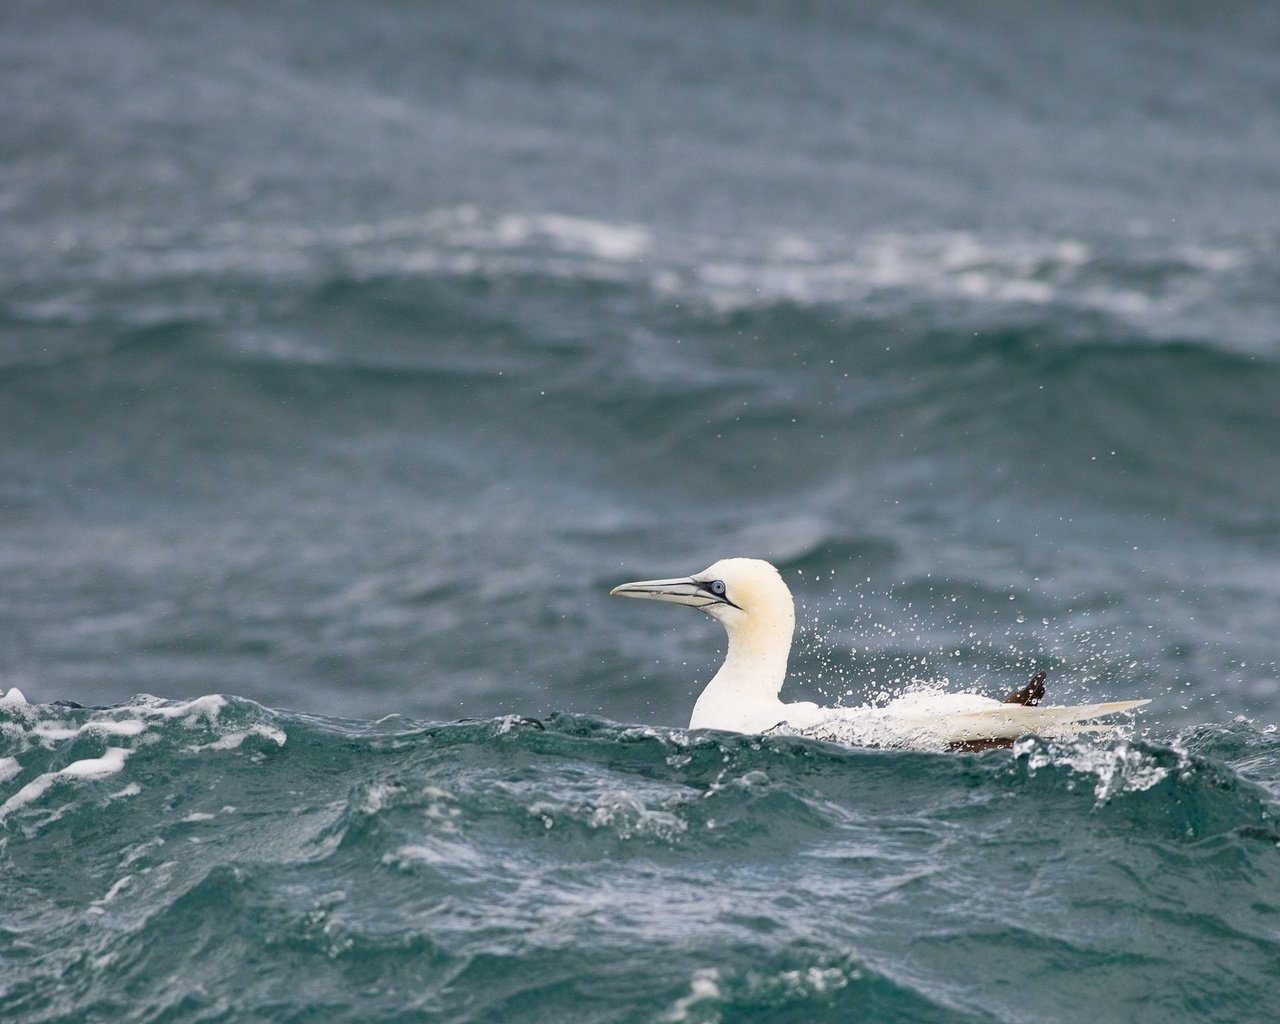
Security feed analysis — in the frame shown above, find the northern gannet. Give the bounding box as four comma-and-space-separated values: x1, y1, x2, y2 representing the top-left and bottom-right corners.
611, 557, 1149, 748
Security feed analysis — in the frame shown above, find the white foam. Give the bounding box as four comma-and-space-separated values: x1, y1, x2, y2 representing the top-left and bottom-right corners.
134, 694, 228, 721
1014, 737, 1173, 803
58, 748, 131, 779
88, 720, 148, 738
119, 836, 166, 869
33, 724, 80, 742
188, 723, 287, 752
0, 757, 20, 783
511, 213, 650, 261
777, 965, 852, 997
586, 795, 688, 839
382, 837, 483, 870
1, 688, 28, 706
0, 776, 56, 819
95, 874, 133, 906
524, 790, 689, 842
1176, 244, 1245, 272
32, 717, 146, 743
661, 969, 722, 1023
358, 781, 403, 815
0, 747, 132, 820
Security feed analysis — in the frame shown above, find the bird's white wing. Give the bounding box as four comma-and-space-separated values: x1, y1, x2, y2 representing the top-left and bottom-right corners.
916, 699, 1151, 743
793, 697, 1150, 747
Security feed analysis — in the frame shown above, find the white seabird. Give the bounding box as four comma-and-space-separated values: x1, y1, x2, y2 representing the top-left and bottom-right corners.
611, 557, 1149, 748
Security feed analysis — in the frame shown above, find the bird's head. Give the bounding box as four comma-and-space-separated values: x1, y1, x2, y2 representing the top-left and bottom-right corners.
610, 557, 794, 638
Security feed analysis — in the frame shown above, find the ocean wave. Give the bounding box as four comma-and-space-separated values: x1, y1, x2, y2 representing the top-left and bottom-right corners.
0, 692, 287, 827
2, 697, 1278, 1022
3, 697, 1276, 846
5, 206, 1276, 357
659, 952, 991, 1024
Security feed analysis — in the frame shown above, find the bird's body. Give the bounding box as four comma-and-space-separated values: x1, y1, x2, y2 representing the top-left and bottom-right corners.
611, 557, 1148, 748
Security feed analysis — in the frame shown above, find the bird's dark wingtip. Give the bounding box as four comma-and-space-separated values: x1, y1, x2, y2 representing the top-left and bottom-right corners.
1002, 670, 1047, 707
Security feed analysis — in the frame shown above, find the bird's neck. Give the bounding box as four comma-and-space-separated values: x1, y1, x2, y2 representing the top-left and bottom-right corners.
689, 608, 793, 731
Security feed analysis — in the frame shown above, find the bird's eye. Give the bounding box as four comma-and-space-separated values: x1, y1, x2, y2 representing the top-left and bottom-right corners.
708, 580, 726, 596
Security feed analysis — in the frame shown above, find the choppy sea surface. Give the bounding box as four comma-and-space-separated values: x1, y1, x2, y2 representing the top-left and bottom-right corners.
3, 1, 1280, 1020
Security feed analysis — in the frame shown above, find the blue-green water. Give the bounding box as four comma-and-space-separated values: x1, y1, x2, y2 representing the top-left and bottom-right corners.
3, 698, 1279, 1023
3, 0, 1280, 1019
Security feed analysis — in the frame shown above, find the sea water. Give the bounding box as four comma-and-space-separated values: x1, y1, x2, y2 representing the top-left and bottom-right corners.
3, 1, 1279, 1020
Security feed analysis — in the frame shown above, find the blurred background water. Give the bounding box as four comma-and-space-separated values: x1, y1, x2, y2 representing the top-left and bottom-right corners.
4, 0, 1280, 729
3, 2, 1280, 1020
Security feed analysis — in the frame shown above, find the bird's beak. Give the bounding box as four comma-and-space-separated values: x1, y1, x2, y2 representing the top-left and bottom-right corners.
610, 575, 720, 608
